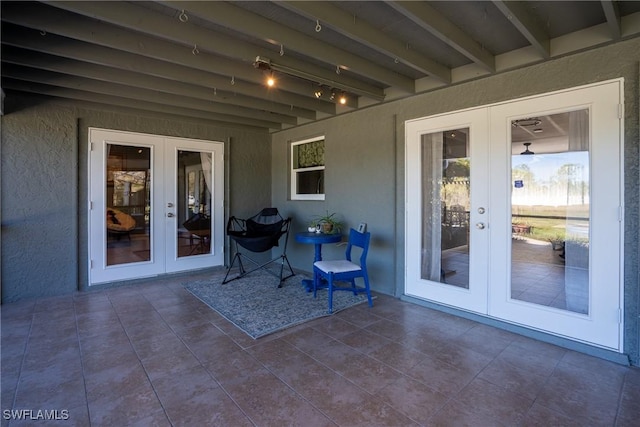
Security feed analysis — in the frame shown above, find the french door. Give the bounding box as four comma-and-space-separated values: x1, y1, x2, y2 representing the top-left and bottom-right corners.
405, 80, 623, 350
89, 128, 224, 284
405, 108, 490, 313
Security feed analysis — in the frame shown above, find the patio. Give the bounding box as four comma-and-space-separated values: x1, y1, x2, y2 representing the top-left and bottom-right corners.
1, 268, 638, 426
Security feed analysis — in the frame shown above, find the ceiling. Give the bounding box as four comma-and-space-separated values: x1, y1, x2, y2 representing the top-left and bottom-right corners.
2, 1, 639, 132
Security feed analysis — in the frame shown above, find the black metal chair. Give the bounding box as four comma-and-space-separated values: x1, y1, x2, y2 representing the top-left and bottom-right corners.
222, 208, 295, 287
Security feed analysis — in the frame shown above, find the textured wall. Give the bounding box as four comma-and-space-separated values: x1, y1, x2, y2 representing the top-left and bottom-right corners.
1, 101, 78, 301
1, 95, 271, 300
272, 38, 640, 364
272, 113, 397, 296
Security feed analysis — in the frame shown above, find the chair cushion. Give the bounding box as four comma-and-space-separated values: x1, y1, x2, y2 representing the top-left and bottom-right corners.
106, 208, 136, 232
314, 260, 361, 274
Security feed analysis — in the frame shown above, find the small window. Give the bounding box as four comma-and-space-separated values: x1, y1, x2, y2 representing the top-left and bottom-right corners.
291, 136, 325, 200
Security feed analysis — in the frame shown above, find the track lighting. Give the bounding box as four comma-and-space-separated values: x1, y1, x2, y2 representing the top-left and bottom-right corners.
252, 55, 385, 102
329, 91, 336, 101
338, 93, 347, 105
314, 87, 323, 98
266, 72, 275, 87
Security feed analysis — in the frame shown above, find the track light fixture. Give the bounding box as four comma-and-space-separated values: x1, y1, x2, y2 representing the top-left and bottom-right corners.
266, 72, 275, 88
312, 85, 347, 104
252, 55, 384, 102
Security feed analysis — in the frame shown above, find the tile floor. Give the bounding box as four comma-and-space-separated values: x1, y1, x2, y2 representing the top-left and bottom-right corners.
1, 268, 639, 426
442, 237, 589, 314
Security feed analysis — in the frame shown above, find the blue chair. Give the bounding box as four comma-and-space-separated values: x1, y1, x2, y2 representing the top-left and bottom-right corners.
313, 228, 373, 313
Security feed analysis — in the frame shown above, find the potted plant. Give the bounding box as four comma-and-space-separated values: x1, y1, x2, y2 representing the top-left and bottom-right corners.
311, 211, 343, 234
511, 219, 532, 235
548, 233, 565, 251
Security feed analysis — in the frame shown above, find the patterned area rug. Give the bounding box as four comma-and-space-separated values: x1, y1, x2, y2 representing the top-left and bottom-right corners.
186, 270, 372, 339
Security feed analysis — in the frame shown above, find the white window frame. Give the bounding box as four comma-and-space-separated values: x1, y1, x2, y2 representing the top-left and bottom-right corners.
290, 136, 325, 201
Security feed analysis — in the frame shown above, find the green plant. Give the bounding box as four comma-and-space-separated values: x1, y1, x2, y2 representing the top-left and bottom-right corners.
547, 233, 565, 244
311, 211, 343, 234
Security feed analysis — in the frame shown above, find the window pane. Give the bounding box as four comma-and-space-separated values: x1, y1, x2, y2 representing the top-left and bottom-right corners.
510, 110, 590, 314
293, 139, 324, 168
106, 144, 151, 266
178, 150, 212, 257
296, 169, 324, 195
291, 137, 325, 200
421, 128, 470, 289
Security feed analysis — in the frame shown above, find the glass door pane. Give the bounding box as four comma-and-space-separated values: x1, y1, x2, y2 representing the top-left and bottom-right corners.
106, 144, 151, 266
510, 110, 590, 314
421, 128, 470, 288
177, 150, 212, 258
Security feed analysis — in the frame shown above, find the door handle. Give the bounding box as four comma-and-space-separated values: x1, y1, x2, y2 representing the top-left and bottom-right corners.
167, 213, 175, 218
476, 222, 486, 229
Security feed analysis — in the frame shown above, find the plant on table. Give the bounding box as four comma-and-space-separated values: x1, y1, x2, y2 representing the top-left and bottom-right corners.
311, 211, 343, 234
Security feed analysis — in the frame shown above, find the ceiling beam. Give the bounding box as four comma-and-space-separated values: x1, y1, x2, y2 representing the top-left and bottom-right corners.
601, 0, 621, 39
492, 0, 550, 58
2, 64, 286, 129
1, 2, 340, 108
2, 80, 270, 131
160, 0, 412, 95
1, 24, 334, 115
280, 1, 450, 82
42, 0, 389, 100
386, 1, 496, 73
0, 43, 317, 120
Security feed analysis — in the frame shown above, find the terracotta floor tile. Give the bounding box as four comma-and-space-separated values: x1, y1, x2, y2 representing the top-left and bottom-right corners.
87, 382, 163, 426
454, 378, 533, 425
377, 375, 449, 424
408, 353, 478, 396
337, 328, 393, 355
477, 356, 549, 400
369, 341, 429, 373
1, 273, 636, 426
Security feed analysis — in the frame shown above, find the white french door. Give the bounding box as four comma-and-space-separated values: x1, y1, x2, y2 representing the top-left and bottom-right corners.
405, 80, 623, 350
89, 128, 224, 285
405, 107, 490, 314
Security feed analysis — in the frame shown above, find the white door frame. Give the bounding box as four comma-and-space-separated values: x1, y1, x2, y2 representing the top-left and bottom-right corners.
164, 137, 225, 273
488, 80, 624, 350
404, 79, 624, 351
405, 107, 490, 314
88, 128, 225, 285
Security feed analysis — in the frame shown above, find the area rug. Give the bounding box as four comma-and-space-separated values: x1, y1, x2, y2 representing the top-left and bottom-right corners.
185, 270, 372, 339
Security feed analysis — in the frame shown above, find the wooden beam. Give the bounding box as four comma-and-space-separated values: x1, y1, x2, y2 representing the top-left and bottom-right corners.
601, 0, 621, 39
2, 64, 286, 128
492, 0, 550, 58
280, 1, 450, 83
2, 2, 339, 108
43, 0, 390, 99
2, 80, 273, 130
387, 1, 495, 73
161, 1, 410, 94
1, 44, 317, 120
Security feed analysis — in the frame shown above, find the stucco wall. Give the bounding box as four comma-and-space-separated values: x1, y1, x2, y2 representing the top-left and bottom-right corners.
1, 95, 272, 300
271, 115, 398, 296
1, 102, 78, 301
271, 38, 640, 364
